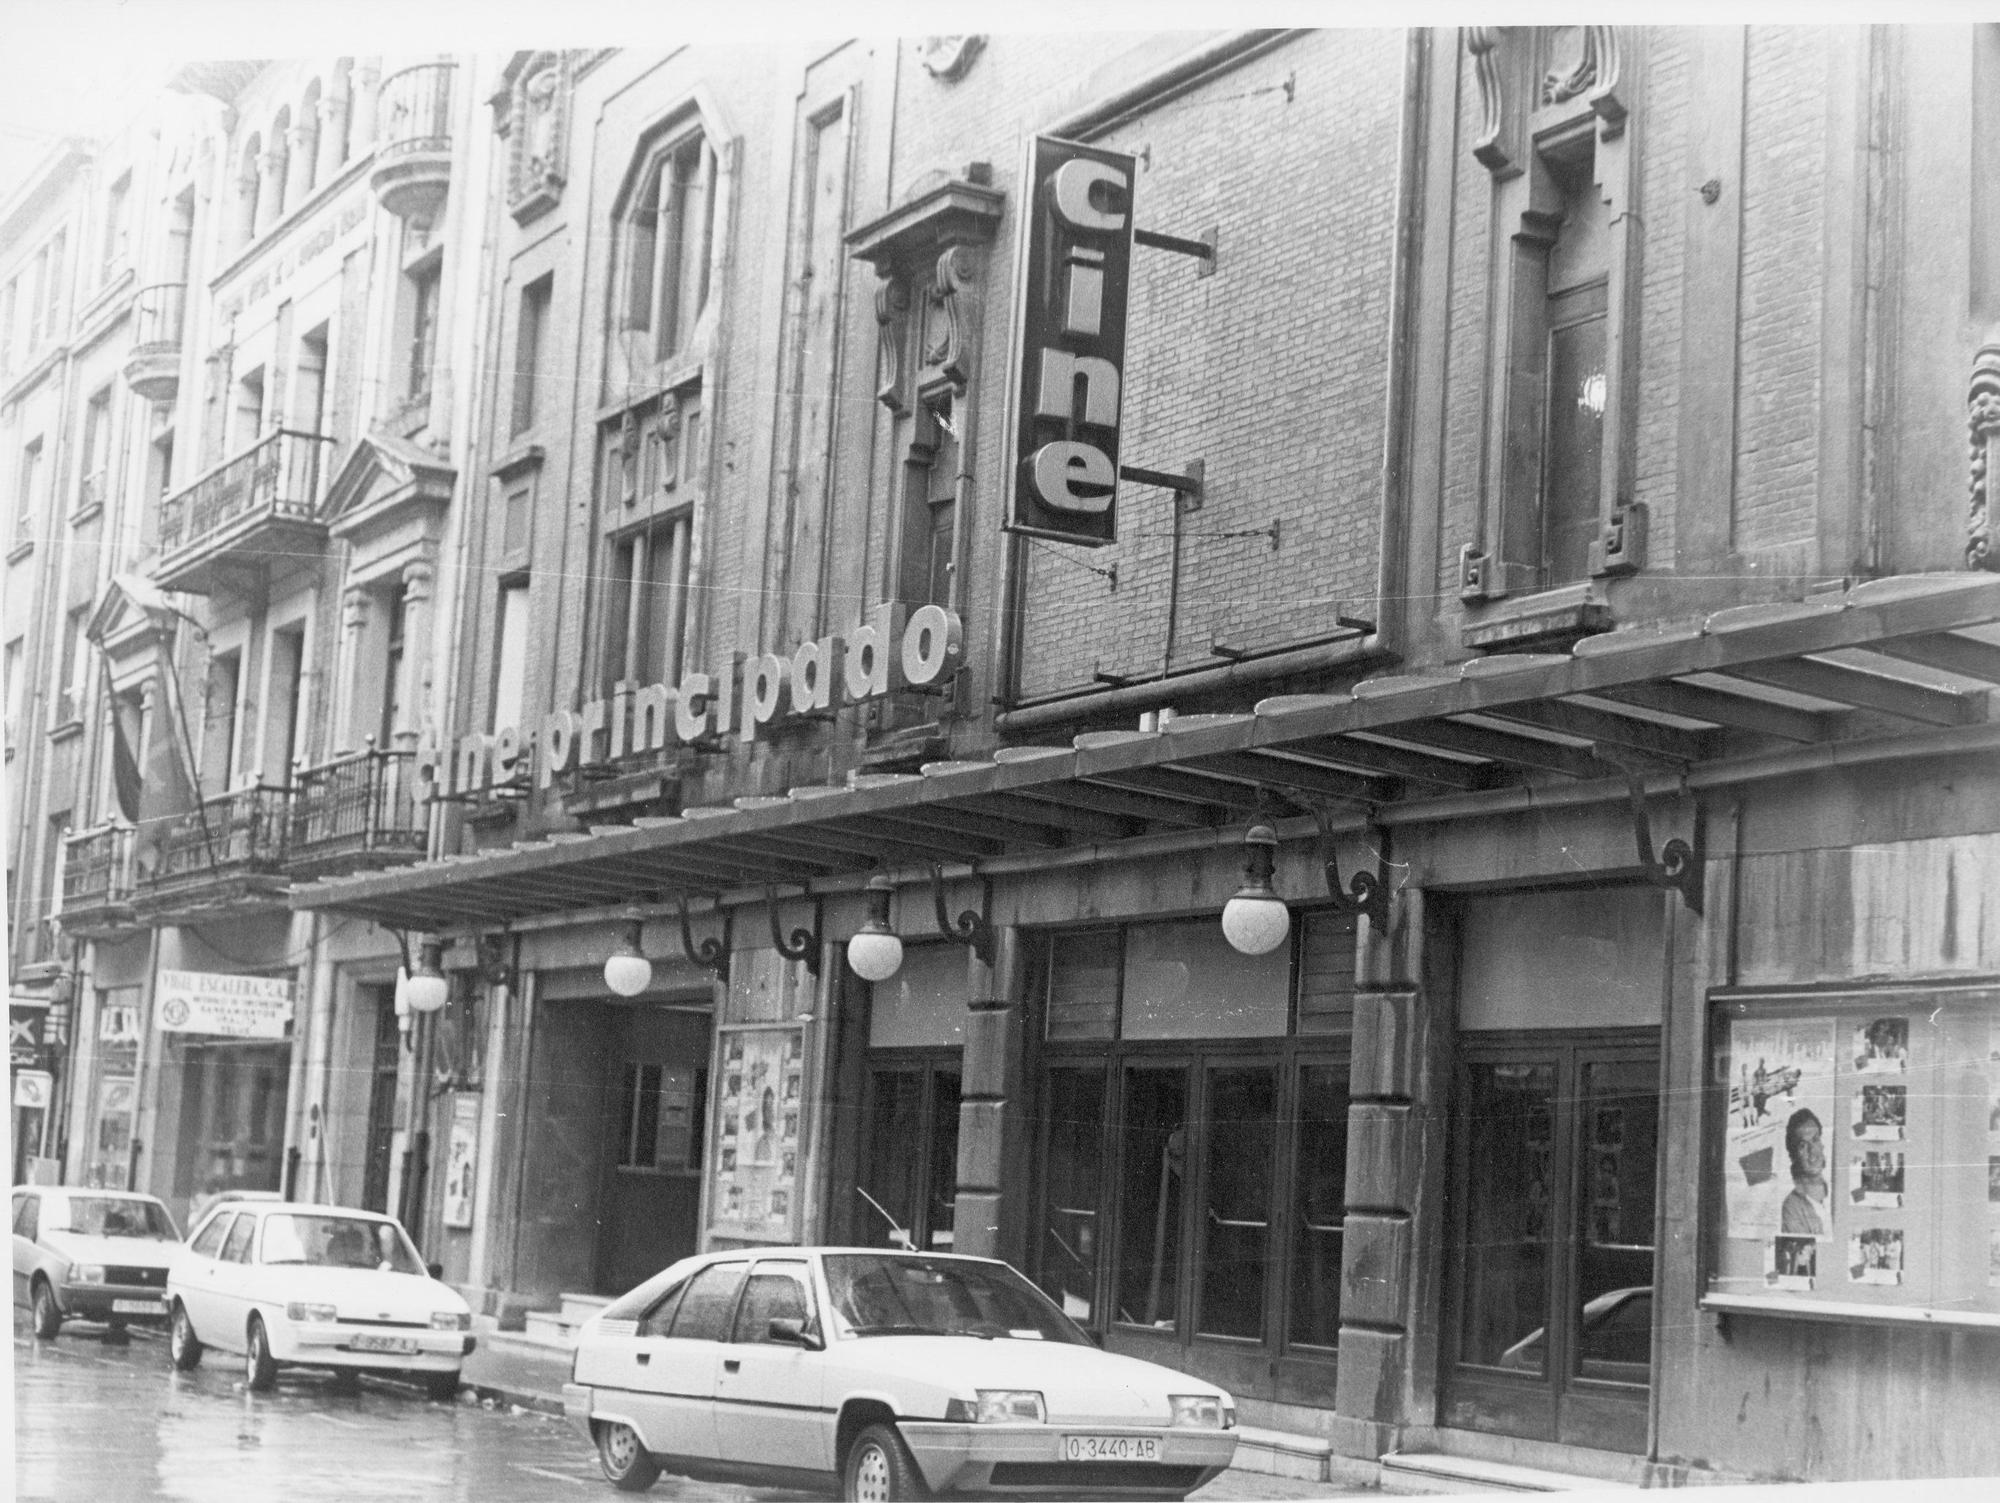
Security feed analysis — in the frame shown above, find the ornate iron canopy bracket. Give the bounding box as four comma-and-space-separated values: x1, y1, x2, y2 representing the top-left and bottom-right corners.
1310, 805, 1393, 934
929, 863, 995, 965
1625, 774, 1705, 915
474, 933, 515, 990
765, 886, 822, 977
677, 896, 731, 983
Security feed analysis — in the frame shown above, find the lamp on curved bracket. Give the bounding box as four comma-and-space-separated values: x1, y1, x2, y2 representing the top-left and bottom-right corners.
1311, 805, 1393, 934
1625, 774, 1704, 915
928, 863, 994, 965
677, 896, 732, 983
765, 886, 822, 977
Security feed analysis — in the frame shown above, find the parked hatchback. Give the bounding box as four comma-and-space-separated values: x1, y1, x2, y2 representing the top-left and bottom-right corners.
565, 1247, 1238, 1500
165, 1199, 474, 1398
12, 1186, 181, 1340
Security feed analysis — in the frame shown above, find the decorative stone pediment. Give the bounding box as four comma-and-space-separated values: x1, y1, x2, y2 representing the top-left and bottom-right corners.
322, 430, 457, 547
87, 571, 183, 684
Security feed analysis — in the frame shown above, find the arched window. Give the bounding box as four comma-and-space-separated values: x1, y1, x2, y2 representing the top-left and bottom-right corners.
620, 127, 716, 362
268, 106, 292, 220
298, 79, 322, 197
330, 59, 355, 165
236, 132, 262, 249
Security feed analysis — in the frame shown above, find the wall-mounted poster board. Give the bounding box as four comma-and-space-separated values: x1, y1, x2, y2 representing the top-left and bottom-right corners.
1704, 982, 2000, 1327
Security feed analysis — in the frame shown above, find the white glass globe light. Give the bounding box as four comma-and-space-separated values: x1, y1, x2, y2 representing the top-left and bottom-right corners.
1221, 891, 1292, 955
404, 944, 450, 1014
604, 921, 653, 998
846, 926, 904, 983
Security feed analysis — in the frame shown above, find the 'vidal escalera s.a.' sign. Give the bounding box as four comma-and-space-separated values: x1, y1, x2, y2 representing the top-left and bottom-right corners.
418, 602, 963, 802
1006, 137, 1136, 548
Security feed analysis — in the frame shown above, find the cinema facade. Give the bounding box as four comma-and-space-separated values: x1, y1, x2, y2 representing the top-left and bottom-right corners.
265, 25, 2000, 1489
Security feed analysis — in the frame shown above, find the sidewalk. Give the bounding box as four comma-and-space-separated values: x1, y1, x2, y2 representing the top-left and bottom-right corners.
459, 1336, 1374, 1499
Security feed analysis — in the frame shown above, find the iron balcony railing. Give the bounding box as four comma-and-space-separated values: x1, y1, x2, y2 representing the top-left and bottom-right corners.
288, 744, 426, 872
157, 427, 334, 555
63, 824, 136, 910
147, 784, 290, 896
130, 281, 187, 351
377, 61, 455, 161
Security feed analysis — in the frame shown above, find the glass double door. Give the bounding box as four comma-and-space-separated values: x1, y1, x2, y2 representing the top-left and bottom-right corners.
857, 1056, 960, 1252
1442, 1034, 1659, 1454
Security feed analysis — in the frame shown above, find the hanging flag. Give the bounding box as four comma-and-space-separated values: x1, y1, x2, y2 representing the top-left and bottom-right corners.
110, 700, 143, 824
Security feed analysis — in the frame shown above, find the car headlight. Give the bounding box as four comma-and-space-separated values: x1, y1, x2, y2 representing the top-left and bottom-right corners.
945, 1391, 1049, 1424
430, 1311, 471, 1331
285, 1302, 339, 1323
70, 1265, 107, 1285
1170, 1394, 1228, 1429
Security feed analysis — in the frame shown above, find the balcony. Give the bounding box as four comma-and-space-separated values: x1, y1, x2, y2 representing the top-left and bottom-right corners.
286, 744, 428, 879
122, 283, 186, 402
154, 428, 333, 594
133, 784, 291, 923
62, 825, 137, 937
370, 62, 455, 225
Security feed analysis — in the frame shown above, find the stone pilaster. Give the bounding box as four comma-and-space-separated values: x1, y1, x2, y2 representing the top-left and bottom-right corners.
952, 924, 1026, 1266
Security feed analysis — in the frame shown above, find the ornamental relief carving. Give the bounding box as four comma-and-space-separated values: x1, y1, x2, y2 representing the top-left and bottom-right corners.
500, 51, 570, 222
1969, 330, 2000, 571
916, 35, 985, 82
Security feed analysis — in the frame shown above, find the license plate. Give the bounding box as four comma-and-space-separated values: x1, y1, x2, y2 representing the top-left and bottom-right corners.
1063, 1435, 1161, 1462
112, 1298, 162, 1315
349, 1334, 419, 1354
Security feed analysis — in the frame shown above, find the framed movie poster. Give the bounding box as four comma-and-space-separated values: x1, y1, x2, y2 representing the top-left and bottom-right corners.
442, 1093, 480, 1230
1705, 984, 2000, 1326
706, 1023, 807, 1245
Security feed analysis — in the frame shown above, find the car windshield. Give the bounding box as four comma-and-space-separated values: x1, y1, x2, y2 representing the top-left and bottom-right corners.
67, 1197, 177, 1239
822, 1254, 1089, 1344
259, 1213, 425, 1274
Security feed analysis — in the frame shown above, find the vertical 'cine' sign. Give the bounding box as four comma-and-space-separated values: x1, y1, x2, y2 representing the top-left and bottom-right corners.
1007, 136, 1136, 548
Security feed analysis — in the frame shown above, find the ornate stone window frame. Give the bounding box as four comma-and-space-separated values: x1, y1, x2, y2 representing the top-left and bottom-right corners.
491, 50, 572, 226
1458, 26, 1644, 645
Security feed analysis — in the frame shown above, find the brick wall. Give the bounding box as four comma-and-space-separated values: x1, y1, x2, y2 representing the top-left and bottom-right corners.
1015, 30, 1406, 698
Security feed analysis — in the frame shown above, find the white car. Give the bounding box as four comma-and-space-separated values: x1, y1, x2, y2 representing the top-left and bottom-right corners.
564, 1248, 1238, 1500
164, 1199, 474, 1398
12, 1186, 181, 1339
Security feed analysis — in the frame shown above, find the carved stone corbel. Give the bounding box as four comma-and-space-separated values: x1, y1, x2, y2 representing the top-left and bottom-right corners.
1468, 27, 1525, 179
1968, 328, 2000, 572
917, 243, 982, 406
874, 277, 912, 414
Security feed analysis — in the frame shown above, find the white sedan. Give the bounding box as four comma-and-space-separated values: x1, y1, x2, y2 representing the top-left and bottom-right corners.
12, 1186, 181, 1338
565, 1248, 1238, 1499
165, 1200, 474, 1398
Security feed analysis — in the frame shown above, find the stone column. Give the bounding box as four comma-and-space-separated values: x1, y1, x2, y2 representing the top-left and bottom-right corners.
285, 122, 314, 206
316, 93, 347, 183
335, 586, 370, 752
255, 149, 284, 235
350, 60, 382, 155
952, 922, 1027, 1266
399, 557, 436, 735
1332, 888, 1453, 1456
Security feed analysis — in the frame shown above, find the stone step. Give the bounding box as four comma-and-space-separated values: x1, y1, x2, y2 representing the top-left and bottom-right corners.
1230, 1425, 1337, 1481
1380, 1452, 1636, 1494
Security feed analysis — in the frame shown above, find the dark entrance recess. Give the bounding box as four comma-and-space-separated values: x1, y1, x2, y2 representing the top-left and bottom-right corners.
1030, 912, 1354, 1406
360, 984, 400, 1213
596, 1000, 709, 1296
1442, 1032, 1659, 1453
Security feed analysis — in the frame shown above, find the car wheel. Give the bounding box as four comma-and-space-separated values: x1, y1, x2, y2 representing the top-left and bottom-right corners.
844, 1422, 927, 1502
30, 1279, 61, 1341
595, 1420, 661, 1492
420, 1369, 460, 1402
169, 1302, 203, 1371
244, 1316, 279, 1392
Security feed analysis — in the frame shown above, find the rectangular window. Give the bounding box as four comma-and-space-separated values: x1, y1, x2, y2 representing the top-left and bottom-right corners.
1122, 919, 1289, 1041
148, 426, 175, 505
79, 388, 112, 512
618, 1062, 664, 1169
1289, 1062, 1348, 1348
490, 577, 530, 734
293, 324, 329, 435
102, 172, 132, 283
233, 365, 266, 455
405, 261, 440, 401
1197, 1064, 1277, 1339
602, 516, 691, 696
511, 274, 551, 435
0, 277, 16, 376
3, 637, 22, 751
203, 647, 242, 791
42, 230, 64, 340
377, 584, 407, 745
55, 606, 88, 725
263, 623, 306, 780
1047, 930, 1119, 1042
1039, 1066, 1107, 1321
16, 438, 42, 547
1116, 1065, 1189, 1331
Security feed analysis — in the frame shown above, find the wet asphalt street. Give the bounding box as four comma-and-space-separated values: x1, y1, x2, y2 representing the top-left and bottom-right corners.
13, 1313, 1369, 1502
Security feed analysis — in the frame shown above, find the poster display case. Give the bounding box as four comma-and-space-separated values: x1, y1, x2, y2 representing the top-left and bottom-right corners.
1704, 982, 2000, 1327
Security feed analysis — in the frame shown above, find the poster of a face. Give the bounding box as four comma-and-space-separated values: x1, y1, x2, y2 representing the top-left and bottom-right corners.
1852, 1016, 1908, 1074
1850, 1150, 1905, 1208
709, 1025, 806, 1241
1849, 1226, 1903, 1285
1726, 1018, 1837, 1239
1852, 1084, 1906, 1141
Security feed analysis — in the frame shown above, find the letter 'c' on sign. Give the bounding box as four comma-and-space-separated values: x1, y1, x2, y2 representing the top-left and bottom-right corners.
1030, 441, 1115, 514
1051, 158, 1129, 233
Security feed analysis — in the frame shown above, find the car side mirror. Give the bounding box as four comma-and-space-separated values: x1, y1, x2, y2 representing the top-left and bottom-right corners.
768, 1316, 823, 1351
427, 1261, 444, 1281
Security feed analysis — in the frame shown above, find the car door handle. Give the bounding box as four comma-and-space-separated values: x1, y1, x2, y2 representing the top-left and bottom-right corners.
636, 1353, 649, 1366
723, 1359, 741, 1373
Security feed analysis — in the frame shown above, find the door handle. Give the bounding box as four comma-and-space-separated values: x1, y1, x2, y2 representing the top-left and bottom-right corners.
723, 1359, 741, 1373
636, 1353, 650, 1366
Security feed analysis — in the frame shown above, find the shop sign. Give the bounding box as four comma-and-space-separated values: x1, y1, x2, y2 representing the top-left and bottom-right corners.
9, 1002, 47, 1067
418, 600, 964, 801
13, 1069, 52, 1110
1006, 136, 1136, 548
155, 970, 294, 1039
98, 1003, 140, 1046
